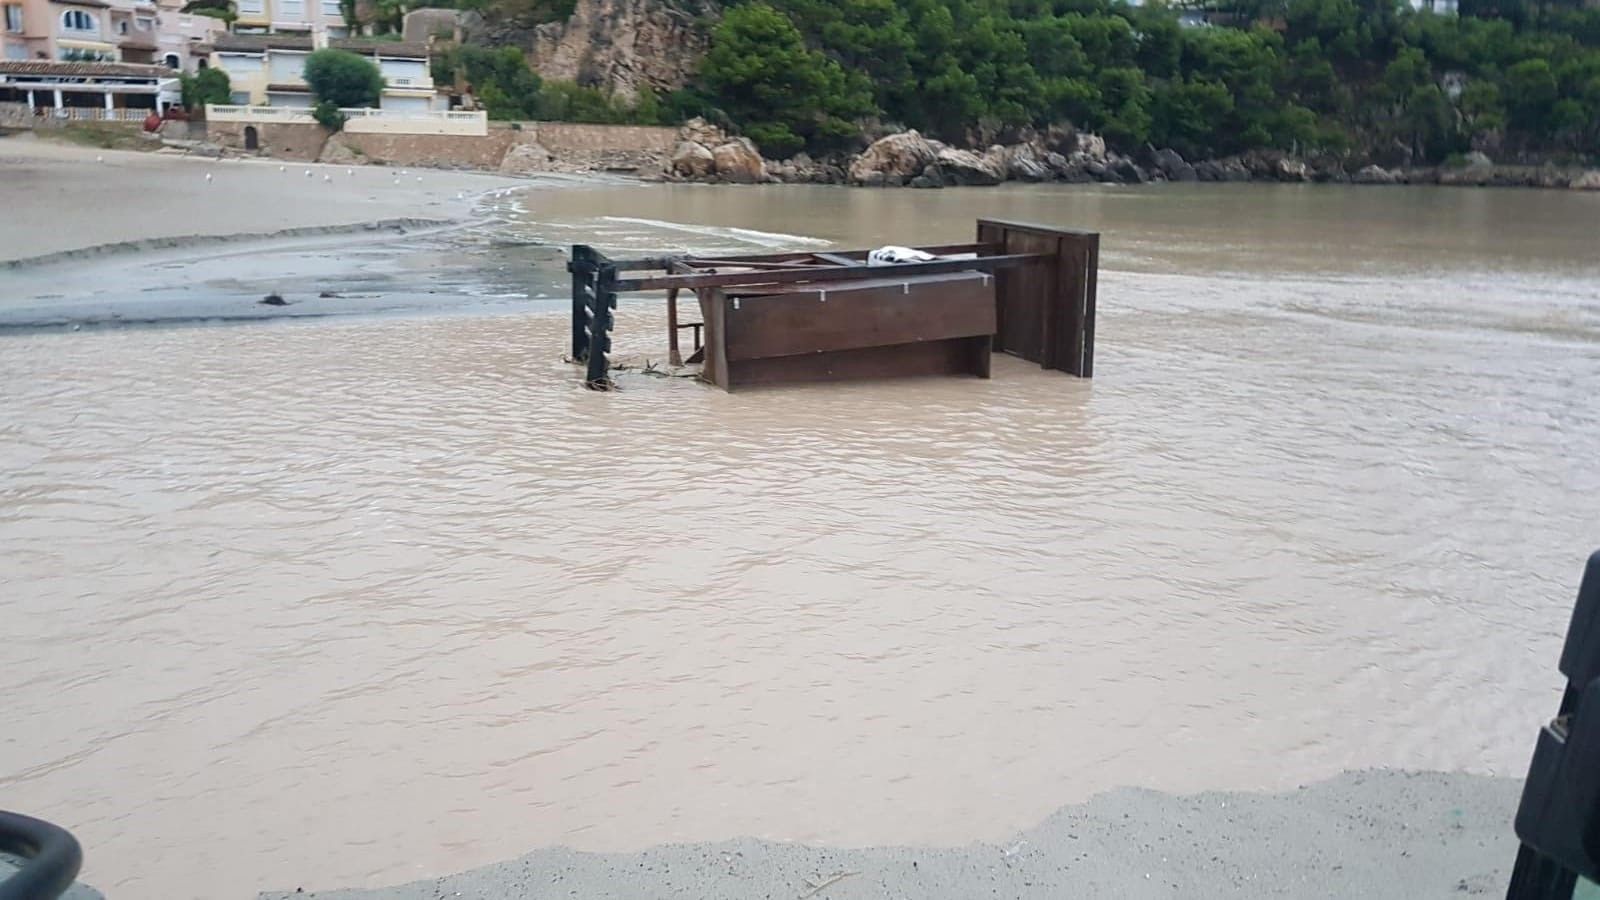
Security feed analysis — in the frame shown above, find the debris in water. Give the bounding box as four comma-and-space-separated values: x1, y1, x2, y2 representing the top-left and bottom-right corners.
260, 294, 289, 306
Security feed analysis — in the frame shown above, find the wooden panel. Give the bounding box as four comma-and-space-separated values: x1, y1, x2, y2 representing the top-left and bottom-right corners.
1077, 234, 1097, 377
976, 219, 1099, 377
724, 336, 992, 390
993, 231, 1056, 364
722, 274, 995, 363
698, 287, 730, 390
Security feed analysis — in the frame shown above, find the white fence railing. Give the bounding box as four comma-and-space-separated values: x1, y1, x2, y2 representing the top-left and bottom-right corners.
205, 105, 487, 136
205, 105, 314, 122
36, 107, 152, 121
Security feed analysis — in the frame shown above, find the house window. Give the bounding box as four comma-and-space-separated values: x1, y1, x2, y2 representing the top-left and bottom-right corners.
4, 41, 25, 59
237, 0, 263, 14
320, 0, 339, 15
136, 16, 152, 30
61, 9, 97, 31
278, 0, 304, 16
163, 52, 180, 68
4, 5, 22, 33
58, 45, 111, 59
116, 19, 128, 33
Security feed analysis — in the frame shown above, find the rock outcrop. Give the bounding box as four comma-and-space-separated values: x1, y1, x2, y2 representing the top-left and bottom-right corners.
1352, 164, 1399, 185
523, 0, 712, 102
934, 146, 1005, 185
669, 140, 714, 178
711, 137, 765, 183
679, 116, 725, 148
848, 131, 938, 185
1275, 157, 1309, 182
1148, 147, 1196, 182
499, 139, 555, 174
1003, 143, 1052, 182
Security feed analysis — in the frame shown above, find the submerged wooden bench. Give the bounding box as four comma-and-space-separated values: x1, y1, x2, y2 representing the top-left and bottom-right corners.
568, 219, 1098, 391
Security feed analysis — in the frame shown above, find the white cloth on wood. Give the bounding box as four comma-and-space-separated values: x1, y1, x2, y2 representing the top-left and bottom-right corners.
867, 246, 937, 266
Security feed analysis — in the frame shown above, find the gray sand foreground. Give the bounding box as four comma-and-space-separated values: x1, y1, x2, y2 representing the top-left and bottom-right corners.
259, 770, 1523, 899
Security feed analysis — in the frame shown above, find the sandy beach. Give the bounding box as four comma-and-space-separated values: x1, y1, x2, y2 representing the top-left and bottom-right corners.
0, 134, 577, 327
0, 135, 520, 262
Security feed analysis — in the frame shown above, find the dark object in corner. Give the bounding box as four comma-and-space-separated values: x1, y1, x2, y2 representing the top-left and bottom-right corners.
1508, 550, 1600, 899
260, 294, 289, 306
0, 809, 83, 900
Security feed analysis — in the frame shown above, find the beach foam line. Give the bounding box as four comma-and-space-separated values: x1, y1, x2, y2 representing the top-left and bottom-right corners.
597, 216, 831, 250
1, 218, 458, 271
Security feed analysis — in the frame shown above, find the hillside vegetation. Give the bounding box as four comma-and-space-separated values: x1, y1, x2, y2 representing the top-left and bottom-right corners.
451, 0, 1600, 164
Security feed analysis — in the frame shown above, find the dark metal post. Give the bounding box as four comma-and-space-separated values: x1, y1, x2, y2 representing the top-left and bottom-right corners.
569, 244, 594, 362
584, 261, 618, 390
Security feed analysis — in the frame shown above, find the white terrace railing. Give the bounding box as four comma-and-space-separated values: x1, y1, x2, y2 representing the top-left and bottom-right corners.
205, 104, 314, 123
206, 105, 487, 136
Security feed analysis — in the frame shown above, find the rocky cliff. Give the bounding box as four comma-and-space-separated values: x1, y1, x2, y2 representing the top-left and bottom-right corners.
523, 0, 714, 101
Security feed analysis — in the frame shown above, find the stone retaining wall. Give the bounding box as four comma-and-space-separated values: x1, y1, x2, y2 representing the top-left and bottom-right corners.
334, 130, 516, 169
208, 120, 330, 161
202, 119, 677, 173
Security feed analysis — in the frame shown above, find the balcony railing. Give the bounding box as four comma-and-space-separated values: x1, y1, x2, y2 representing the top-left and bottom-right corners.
206, 105, 315, 122
205, 106, 488, 136
45, 107, 153, 121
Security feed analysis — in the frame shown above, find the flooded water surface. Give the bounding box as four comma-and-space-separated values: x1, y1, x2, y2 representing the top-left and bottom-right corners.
3, 182, 1600, 898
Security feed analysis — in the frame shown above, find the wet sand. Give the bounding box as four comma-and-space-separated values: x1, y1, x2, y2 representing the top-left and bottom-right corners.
0, 135, 578, 327
0, 135, 522, 263
261, 770, 1521, 899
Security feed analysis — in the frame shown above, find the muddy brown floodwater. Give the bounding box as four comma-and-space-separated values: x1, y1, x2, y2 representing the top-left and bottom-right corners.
2, 182, 1599, 899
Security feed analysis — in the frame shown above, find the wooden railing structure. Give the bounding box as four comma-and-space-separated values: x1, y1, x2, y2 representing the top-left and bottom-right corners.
569, 219, 1098, 391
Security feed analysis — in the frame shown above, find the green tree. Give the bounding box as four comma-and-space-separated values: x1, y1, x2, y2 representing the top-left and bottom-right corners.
1458, 79, 1506, 133
1401, 82, 1453, 160
303, 49, 385, 110
181, 0, 235, 23
1505, 57, 1557, 130
180, 68, 232, 111
1151, 78, 1234, 158
438, 45, 542, 119
698, 3, 875, 155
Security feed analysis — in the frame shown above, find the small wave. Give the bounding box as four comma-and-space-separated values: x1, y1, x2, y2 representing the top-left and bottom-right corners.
597, 216, 831, 250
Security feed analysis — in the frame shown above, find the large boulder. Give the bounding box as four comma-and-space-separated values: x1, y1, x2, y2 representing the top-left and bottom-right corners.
500, 140, 555, 174
935, 146, 1006, 186
1110, 157, 1146, 184
1352, 164, 1399, 185
1571, 170, 1600, 191
1004, 144, 1053, 182
848, 130, 938, 185
1275, 157, 1309, 182
1149, 147, 1196, 182
1309, 156, 1349, 183
669, 140, 714, 178
711, 138, 765, 183
1071, 132, 1107, 163
679, 116, 725, 147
